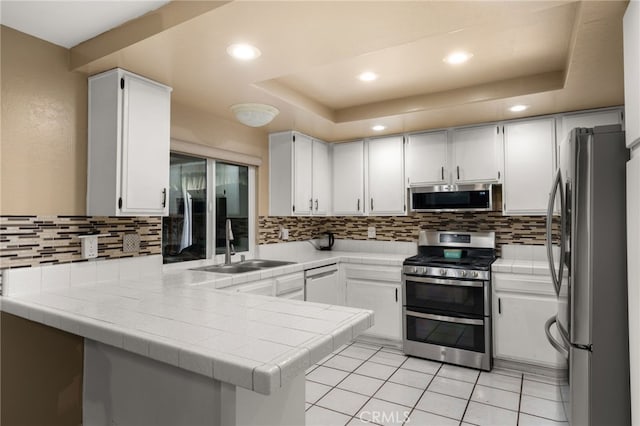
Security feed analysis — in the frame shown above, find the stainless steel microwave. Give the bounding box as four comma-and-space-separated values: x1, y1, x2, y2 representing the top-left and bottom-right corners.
409, 184, 493, 212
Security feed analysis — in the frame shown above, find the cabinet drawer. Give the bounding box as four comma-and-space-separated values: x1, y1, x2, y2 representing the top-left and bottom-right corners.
233, 279, 275, 296
344, 264, 401, 283
275, 272, 304, 296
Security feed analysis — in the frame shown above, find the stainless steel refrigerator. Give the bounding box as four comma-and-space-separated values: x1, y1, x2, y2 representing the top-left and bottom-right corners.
545, 124, 631, 426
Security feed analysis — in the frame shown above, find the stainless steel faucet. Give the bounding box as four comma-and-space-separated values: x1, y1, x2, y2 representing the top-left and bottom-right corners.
224, 218, 235, 265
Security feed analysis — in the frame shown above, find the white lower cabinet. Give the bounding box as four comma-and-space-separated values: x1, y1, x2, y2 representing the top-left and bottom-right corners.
493, 273, 566, 369
231, 279, 275, 296
274, 272, 304, 298
343, 264, 402, 342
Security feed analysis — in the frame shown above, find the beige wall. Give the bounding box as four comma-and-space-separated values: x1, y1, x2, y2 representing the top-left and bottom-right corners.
1, 26, 271, 217
170, 102, 270, 216
1, 26, 87, 215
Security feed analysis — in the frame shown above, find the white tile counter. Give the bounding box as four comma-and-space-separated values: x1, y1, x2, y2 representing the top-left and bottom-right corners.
0, 244, 411, 396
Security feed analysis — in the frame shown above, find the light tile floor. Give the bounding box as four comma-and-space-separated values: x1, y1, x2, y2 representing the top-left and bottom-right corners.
305, 342, 569, 426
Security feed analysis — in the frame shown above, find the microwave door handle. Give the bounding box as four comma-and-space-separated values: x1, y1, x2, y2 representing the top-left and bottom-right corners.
546, 169, 565, 296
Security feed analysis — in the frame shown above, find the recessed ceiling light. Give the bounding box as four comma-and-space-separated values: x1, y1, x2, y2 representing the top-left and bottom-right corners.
227, 43, 261, 61
443, 51, 473, 65
509, 105, 528, 112
358, 72, 378, 82
372, 125, 386, 131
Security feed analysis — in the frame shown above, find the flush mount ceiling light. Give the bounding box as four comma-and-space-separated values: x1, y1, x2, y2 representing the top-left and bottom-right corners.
509, 104, 529, 112
444, 51, 473, 65
226, 43, 261, 61
372, 125, 386, 131
230, 103, 279, 127
358, 71, 378, 82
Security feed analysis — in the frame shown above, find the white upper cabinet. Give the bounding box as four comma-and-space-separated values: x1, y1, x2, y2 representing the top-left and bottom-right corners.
87, 68, 172, 216
368, 136, 406, 215
332, 140, 365, 215
406, 131, 448, 186
293, 133, 313, 215
503, 118, 556, 215
269, 131, 331, 216
451, 124, 503, 184
624, 0, 640, 149
556, 108, 624, 144
312, 140, 331, 215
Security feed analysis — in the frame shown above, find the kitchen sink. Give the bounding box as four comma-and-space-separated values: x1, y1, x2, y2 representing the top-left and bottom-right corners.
191, 259, 295, 274
238, 259, 296, 268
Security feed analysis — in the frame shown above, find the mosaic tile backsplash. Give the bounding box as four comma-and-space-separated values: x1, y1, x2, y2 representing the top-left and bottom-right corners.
0, 216, 161, 269
258, 213, 558, 248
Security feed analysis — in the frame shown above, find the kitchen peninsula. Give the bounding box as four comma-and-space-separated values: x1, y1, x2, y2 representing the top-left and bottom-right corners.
1, 255, 374, 426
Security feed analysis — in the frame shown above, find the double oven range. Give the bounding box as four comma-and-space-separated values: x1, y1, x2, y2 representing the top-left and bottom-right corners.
402, 231, 496, 371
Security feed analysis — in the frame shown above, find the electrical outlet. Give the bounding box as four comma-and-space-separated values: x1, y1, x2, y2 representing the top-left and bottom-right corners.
81, 235, 99, 259
123, 233, 140, 253
281, 228, 289, 240
368, 226, 376, 239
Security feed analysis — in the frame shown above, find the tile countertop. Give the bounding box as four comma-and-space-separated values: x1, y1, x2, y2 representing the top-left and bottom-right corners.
0, 249, 409, 396
491, 244, 563, 276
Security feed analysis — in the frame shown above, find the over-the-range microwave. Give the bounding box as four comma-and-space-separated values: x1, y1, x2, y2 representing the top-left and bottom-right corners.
409, 184, 493, 212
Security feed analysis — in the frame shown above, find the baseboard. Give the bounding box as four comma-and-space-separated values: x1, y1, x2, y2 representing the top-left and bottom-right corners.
354, 334, 402, 350
494, 357, 567, 379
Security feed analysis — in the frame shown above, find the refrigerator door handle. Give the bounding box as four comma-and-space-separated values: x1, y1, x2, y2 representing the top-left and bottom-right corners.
545, 315, 569, 358
546, 168, 566, 296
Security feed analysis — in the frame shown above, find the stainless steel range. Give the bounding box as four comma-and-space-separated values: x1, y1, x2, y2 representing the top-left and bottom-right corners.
402, 231, 496, 371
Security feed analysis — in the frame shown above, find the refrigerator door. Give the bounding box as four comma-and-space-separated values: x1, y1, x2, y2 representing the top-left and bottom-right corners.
570, 345, 589, 425
627, 153, 640, 426
569, 130, 592, 347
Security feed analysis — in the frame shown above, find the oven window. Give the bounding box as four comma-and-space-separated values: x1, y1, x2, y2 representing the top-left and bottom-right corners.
406, 313, 485, 353
405, 279, 485, 316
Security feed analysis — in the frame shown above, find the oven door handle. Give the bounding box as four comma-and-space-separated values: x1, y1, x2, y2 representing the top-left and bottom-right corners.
405, 310, 484, 326
404, 275, 484, 288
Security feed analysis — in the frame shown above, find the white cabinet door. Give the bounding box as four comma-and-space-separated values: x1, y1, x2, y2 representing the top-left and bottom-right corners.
312, 140, 331, 215
293, 134, 313, 215
88, 68, 171, 216
451, 124, 502, 184
368, 136, 405, 215
346, 279, 401, 341
493, 292, 566, 368
503, 118, 555, 215
557, 108, 623, 144
306, 270, 339, 304
332, 140, 365, 215
625, 1, 640, 148
406, 131, 448, 186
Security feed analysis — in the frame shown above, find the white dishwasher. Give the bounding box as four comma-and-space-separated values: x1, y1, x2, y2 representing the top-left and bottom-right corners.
305, 264, 339, 304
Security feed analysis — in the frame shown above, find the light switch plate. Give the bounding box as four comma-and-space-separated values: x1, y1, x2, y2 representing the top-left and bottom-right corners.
123, 233, 140, 253
368, 226, 376, 239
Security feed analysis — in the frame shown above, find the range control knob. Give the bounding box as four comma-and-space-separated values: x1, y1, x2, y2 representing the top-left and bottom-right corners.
460, 270, 467, 277
472, 271, 479, 278
407, 266, 416, 274
439, 269, 446, 276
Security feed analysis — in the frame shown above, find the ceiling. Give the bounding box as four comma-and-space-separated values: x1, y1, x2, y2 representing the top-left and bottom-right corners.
1, 0, 629, 142
0, 0, 170, 49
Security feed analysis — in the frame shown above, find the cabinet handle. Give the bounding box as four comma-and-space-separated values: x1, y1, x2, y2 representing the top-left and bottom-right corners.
441, 166, 444, 181
162, 188, 167, 208
457, 166, 460, 180
315, 199, 318, 211
498, 171, 501, 180
498, 298, 502, 314
309, 198, 313, 210
370, 198, 374, 211
357, 198, 360, 212
395, 288, 398, 302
